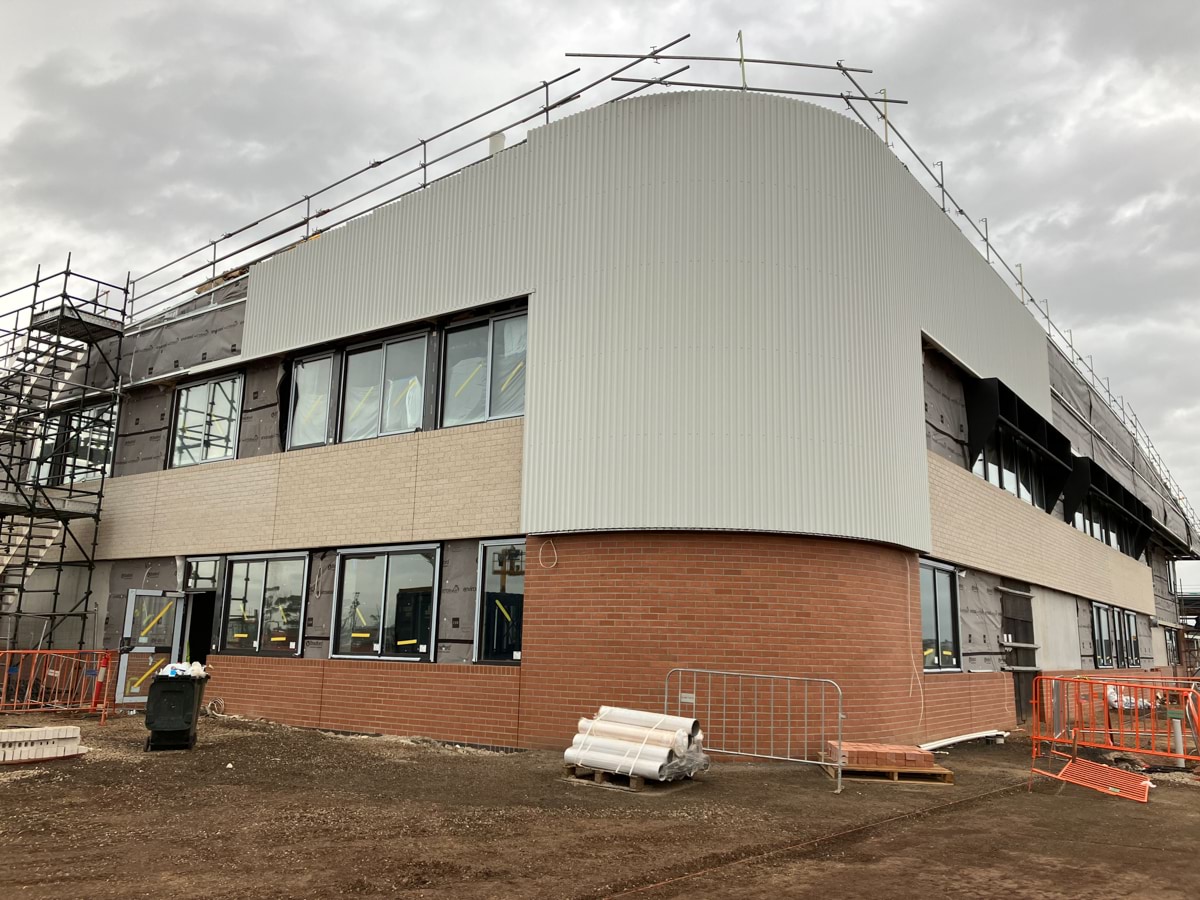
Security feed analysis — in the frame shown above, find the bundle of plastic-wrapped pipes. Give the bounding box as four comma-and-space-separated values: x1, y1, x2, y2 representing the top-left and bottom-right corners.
564, 706, 710, 781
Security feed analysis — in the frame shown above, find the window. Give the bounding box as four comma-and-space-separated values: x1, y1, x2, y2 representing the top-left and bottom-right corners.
1071, 496, 1131, 554
477, 540, 525, 662
972, 428, 1045, 507
1091, 604, 1141, 669
221, 555, 307, 654
340, 336, 426, 442
333, 545, 439, 659
171, 374, 242, 467
289, 354, 334, 448
442, 313, 526, 427
920, 561, 959, 671
33, 405, 115, 485
1166, 628, 1181, 666
185, 557, 221, 592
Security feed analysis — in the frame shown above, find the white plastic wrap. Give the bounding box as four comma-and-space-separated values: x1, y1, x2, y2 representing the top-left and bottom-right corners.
564, 746, 668, 780
596, 706, 700, 738
570, 734, 674, 762
577, 718, 688, 754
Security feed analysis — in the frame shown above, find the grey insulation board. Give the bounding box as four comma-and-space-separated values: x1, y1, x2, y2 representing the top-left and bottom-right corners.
1047, 340, 1092, 423
1137, 615, 1153, 664
922, 348, 969, 468
958, 569, 1004, 673
237, 358, 284, 459
1050, 394, 1093, 458
1077, 598, 1095, 661
124, 296, 245, 382
1092, 436, 1137, 499
436, 539, 479, 664
303, 550, 337, 645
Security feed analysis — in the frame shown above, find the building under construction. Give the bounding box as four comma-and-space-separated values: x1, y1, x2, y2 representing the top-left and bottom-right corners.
1, 39, 1196, 749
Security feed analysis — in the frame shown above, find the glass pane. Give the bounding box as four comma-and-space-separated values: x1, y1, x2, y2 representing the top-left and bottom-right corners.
489, 315, 527, 418
1000, 433, 1017, 495
920, 566, 937, 669
66, 406, 114, 482
1073, 509, 1085, 531
205, 377, 240, 461
261, 559, 306, 654
172, 383, 208, 466
442, 324, 488, 427
131, 594, 178, 647
33, 418, 60, 484
985, 436, 1002, 488
384, 550, 436, 656
480, 542, 525, 661
341, 348, 383, 441
291, 356, 332, 447
186, 559, 219, 591
935, 570, 956, 668
338, 555, 386, 655
381, 338, 426, 434
225, 561, 265, 651
1016, 445, 1033, 504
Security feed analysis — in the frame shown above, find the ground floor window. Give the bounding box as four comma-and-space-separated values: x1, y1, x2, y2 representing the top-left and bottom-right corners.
1091, 603, 1140, 669
222, 554, 308, 654
920, 561, 959, 671
477, 540, 525, 662
334, 545, 439, 659
1165, 628, 1181, 666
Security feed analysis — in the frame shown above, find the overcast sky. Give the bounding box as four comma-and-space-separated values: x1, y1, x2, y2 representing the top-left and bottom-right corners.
1, 1, 1197, 575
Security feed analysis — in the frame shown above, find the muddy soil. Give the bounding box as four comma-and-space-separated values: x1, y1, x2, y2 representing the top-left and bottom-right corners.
2, 713, 1197, 898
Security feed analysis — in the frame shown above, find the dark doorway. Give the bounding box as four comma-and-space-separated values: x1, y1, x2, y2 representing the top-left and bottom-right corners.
1001, 591, 1037, 724
184, 591, 217, 665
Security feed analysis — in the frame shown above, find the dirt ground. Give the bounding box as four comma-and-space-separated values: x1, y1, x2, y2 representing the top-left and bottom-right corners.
2, 712, 1198, 899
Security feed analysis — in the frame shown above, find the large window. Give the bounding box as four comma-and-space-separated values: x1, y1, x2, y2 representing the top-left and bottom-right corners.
340, 336, 426, 442
171, 374, 242, 467
442, 313, 526, 427
972, 428, 1045, 507
920, 561, 959, 671
476, 540, 525, 663
1071, 495, 1132, 554
1091, 603, 1141, 669
289, 354, 334, 448
334, 545, 439, 659
34, 404, 115, 485
222, 555, 307, 654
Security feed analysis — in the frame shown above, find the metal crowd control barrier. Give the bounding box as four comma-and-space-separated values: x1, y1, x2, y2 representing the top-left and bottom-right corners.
0, 650, 114, 725
664, 668, 845, 793
1031, 674, 1200, 770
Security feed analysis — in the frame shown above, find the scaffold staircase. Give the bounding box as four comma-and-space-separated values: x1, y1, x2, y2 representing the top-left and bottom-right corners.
0, 262, 127, 651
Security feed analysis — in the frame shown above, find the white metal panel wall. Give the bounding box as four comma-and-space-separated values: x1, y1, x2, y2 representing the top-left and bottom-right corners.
1032, 585, 1085, 671
246, 91, 1051, 551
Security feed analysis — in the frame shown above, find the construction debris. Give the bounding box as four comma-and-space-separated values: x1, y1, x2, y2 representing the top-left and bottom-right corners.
1, 724, 88, 764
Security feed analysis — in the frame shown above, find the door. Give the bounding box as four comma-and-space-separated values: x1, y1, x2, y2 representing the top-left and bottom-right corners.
116, 589, 185, 704
1001, 592, 1037, 724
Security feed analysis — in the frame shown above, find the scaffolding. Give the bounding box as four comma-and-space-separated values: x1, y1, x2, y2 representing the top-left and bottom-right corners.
0, 259, 127, 651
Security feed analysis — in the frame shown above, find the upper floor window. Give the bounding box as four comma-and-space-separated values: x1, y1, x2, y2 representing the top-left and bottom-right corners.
341, 335, 427, 441
34, 404, 115, 485
333, 544, 439, 660
972, 428, 1044, 507
442, 313, 526, 427
171, 374, 242, 467
1071, 495, 1131, 554
920, 561, 959, 671
289, 354, 334, 449
221, 554, 308, 655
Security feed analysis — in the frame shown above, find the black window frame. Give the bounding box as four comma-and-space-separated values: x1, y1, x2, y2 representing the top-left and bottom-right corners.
33, 402, 117, 486
1091, 603, 1141, 669
919, 560, 960, 672
475, 539, 526, 664
337, 332, 430, 444
331, 543, 441, 662
287, 351, 337, 450
1165, 628, 1181, 666
168, 372, 243, 468
972, 426, 1047, 508
440, 311, 527, 428
218, 552, 309, 657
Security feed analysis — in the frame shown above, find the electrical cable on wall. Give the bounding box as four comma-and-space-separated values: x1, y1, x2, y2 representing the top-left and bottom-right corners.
538, 539, 558, 569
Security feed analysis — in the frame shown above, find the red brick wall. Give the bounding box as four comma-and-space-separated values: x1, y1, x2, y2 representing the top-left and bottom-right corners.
204, 532, 1021, 750
206, 656, 521, 747
518, 532, 1016, 749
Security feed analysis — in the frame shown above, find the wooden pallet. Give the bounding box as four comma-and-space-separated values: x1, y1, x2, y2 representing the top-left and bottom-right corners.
821, 762, 955, 784
563, 764, 649, 792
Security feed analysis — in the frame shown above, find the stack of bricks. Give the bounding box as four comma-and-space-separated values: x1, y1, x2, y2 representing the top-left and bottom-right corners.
826, 740, 935, 770
0, 725, 86, 764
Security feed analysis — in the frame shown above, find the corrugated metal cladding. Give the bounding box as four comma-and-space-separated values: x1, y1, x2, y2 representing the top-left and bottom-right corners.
246, 91, 1051, 552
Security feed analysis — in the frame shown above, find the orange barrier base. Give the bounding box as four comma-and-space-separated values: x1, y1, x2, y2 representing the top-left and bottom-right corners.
1032, 754, 1153, 803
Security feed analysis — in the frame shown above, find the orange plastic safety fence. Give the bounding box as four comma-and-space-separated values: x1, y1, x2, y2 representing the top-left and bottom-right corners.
0, 650, 115, 725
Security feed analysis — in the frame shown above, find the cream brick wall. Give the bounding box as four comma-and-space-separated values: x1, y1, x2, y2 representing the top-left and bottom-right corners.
82, 418, 523, 559
928, 451, 1154, 613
